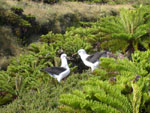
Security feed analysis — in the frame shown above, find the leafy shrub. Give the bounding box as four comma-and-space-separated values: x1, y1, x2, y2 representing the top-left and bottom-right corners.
11, 7, 23, 15
61, 35, 92, 55
94, 51, 150, 112
40, 31, 62, 44
99, 6, 150, 54
0, 7, 40, 45
40, 30, 92, 56
0, 8, 31, 27
66, 25, 101, 47
59, 78, 132, 113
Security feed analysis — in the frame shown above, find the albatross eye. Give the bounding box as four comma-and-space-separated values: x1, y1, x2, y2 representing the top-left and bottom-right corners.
78, 50, 82, 53
63, 54, 67, 57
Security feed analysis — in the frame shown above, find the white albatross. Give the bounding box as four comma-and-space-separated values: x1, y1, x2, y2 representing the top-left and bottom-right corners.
41, 54, 70, 82
78, 49, 107, 71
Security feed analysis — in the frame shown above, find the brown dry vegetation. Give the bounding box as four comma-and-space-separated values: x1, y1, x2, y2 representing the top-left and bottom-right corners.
1, 0, 133, 34
3, 0, 133, 23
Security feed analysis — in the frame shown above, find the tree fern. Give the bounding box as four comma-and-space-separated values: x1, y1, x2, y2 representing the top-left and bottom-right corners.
100, 6, 150, 54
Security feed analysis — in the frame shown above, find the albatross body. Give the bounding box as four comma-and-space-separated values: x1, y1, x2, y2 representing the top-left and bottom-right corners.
78, 49, 107, 71
42, 54, 70, 82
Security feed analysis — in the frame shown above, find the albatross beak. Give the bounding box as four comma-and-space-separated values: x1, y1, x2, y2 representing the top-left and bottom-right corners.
72, 53, 78, 57
67, 56, 73, 60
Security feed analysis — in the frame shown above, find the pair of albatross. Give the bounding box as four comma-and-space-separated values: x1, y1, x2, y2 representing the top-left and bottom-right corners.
42, 49, 107, 82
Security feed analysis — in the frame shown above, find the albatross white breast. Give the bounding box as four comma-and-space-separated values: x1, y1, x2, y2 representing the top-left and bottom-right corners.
78, 49, 107, 71
41, 54, 70, 82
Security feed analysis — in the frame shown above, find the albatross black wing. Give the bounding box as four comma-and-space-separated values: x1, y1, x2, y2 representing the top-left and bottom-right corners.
41, 67, 66, 75
86, 51, 107, 63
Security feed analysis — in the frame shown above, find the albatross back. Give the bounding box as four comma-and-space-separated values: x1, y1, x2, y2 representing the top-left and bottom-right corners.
86, 51, 107, 63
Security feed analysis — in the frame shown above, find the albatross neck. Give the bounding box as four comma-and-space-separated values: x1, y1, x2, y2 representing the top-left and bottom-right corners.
80, 53, 89, 61
61, 57, 69, 68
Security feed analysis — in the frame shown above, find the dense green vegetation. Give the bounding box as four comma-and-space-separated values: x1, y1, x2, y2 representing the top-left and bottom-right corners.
1, 0, 150, 113
100, 6, 150, 54
59, 51, 150, 112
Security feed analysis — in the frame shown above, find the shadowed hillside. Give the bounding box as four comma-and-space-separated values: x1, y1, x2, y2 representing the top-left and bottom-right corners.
0, 26, 21, 70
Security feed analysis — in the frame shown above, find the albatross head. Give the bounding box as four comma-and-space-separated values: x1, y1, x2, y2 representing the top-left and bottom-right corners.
61, 54, 67, 59
78, 49, 86, 56
60, 53, 69, 68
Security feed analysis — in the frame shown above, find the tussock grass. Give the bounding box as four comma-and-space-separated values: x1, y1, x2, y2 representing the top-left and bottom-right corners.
0, 26, 21, 70
0, 57, 10, 71
0, 26, 21, 55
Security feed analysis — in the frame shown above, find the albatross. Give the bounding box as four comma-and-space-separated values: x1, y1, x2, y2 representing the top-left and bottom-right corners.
78, 49, 107, 71
41, 54, 70, 82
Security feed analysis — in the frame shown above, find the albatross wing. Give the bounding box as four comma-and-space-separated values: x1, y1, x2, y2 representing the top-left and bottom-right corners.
41, 67, 66, 75
86, 51, 107, 63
